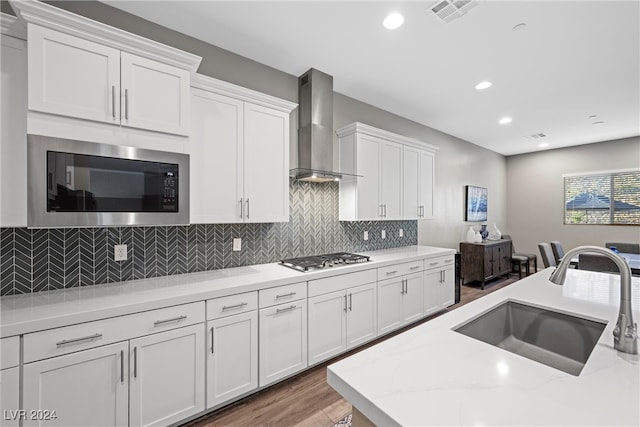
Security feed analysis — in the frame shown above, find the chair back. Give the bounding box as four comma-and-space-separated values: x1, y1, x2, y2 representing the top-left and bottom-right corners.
605, 242, 640, 254
578, 253, 619, 273
550, 241, 565, 264
538, 243, 557, 268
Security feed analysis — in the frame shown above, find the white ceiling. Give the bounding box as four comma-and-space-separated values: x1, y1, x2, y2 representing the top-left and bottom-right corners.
101, 0, 640, 156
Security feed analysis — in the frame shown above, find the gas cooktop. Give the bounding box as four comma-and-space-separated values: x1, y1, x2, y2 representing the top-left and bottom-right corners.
279, 252, 371, 272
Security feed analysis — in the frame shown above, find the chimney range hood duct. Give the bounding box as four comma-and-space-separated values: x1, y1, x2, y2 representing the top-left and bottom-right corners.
292, 68, 342, 183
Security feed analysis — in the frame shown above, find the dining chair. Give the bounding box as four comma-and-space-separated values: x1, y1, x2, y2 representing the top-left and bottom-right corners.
578, 253, 619, 273
503, 234, 537, 277
605, 242, 640, 254
550, 241, 565, 265
538, 243, 557, 268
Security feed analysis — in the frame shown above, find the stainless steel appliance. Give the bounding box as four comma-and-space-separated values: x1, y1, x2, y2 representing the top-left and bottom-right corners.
279, 252, 371, 272
27, 135, 189, 227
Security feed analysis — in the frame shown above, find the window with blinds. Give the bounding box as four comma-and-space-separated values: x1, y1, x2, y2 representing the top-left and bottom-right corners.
564, 169, 640, 225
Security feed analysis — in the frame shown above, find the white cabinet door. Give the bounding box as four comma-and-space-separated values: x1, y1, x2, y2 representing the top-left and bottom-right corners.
0, 367, 19, 427
23, 341, 129, 427
129, 324, 205, 427
355, 135, 382, 220
243, 102, 289, 223
308, 290, 347, 366
440, 266, 455, 308
380, 140, 402, 220
1, 35, 27, 227
259, 300, 307, 386
346, 282, 378, 349
419, 150, 435, 219
423, 269, 442, 316
402, 146, 420, 220
121, 52, 190, 136
377, 277, 404, 335
28, 25, 120, 125
190, 89, 244, 223
402, 272, 424, 324
207, 311, 258, 408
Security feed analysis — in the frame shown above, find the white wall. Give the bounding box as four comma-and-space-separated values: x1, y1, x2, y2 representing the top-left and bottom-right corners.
506, 136, 640, 265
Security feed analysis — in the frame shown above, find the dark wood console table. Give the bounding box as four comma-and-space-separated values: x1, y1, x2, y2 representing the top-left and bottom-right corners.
460, 240, 512, 289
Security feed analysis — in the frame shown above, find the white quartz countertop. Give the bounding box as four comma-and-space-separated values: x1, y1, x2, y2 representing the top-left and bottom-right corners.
0, 245, 455, 337
327, 268, 640, 426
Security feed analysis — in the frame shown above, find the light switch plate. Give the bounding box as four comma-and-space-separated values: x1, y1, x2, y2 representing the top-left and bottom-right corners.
114, 244, 127, 261
399, 229, 404, 237
233, 238, 242, 251
381, 230, 386, 239
363, 231, 369, 241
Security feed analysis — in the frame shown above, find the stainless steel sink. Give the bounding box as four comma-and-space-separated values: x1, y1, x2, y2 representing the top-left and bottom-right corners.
454, 300, 607, 376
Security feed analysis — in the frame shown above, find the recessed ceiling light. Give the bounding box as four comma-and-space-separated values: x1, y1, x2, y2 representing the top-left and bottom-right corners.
498, 117, 512, 125
383, 12, 404, 30
512, 23, 527, 32
592, 121, 605, 126
475, 81, 492, 90
538, 142, 549, 148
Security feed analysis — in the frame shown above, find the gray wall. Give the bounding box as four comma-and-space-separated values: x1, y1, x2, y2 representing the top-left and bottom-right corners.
39, 0, 508, 252
506, 136, 640, 264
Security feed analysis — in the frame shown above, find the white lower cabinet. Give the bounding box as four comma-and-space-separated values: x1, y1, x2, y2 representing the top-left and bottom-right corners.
308, 282, 378, 365
377, 272, 424, 335
258, 300, 307, 387
0, 367, 19, 427
129, 324, 205, 427
206, 291, 258, 409
424, 256, 456, 316
22, 302, 205, 427
23, 341, 129, 427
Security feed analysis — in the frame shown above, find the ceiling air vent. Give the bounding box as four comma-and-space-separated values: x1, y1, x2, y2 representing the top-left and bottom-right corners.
429, 0, 478, 24
524, 133, 548, 140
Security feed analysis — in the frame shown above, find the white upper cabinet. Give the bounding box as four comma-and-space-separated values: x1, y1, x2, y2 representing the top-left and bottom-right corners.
403, 146, 435, 219
190, 75, 296, 224
28, 25, 191, 136
11, 0, 201, 145
338, 122, 438, 221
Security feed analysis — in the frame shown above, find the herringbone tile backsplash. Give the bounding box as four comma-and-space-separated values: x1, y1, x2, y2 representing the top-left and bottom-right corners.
0, 180, 416, 295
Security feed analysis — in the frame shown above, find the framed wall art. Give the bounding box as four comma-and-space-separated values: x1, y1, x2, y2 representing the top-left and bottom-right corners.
465, 185, 488, 222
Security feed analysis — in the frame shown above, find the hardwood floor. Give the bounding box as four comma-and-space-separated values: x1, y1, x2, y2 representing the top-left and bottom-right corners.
182, 275, 517, 427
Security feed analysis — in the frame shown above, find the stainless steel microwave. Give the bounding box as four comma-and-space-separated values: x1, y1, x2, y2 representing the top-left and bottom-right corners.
27, 135, 189, 228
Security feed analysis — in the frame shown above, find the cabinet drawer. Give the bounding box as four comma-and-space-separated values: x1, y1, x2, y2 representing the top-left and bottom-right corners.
259, 282, 306, 308
1, 336, 20, 369
377, 260, 423, 280
424, 255, 455, 271
207, 291, 258, 320
308, 269, 377, 297
24, 302, 204, 363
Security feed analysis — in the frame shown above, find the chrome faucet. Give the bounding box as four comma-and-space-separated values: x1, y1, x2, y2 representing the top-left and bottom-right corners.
549, 245, 637, 354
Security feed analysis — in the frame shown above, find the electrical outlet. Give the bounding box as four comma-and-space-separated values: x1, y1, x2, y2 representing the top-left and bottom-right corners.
233, 238, 242, 251
399, 228, 404, 237
381, 230, 386, 239
363, 231, 369, 241
114, 244, 127, 261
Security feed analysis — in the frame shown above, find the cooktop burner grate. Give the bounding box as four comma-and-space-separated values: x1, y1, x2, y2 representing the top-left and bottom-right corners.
279, 252, 371, 272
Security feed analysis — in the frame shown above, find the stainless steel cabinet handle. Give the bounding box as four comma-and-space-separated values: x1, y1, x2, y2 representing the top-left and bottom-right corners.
383, 204, 387, 218
400, 279, 405, 295
239, 198, 244, 218
120, 350, 124, 383
56, 333, 103, 347
112, 85, 116, 118
410, 266, 421, 270
124, 88, 129, 120
246, 198, 250, 219
344, 294, 348, 313
429, 262, 439, 266
348, 293, 353, 311
210, 327, 214, 354
386, 270, 398, 275
153, 315, 187, 327
276, 305, 296, 314
276, 292, 296, 299
133, 346, 137, 378
222, 302, 248, 311
380, 204, 384, 218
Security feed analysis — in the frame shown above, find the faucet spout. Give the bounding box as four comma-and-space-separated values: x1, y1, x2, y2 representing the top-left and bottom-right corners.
549, 245, 637, 355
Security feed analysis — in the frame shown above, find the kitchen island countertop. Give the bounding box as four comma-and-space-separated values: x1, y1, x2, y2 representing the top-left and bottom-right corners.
327, 268, 640, 426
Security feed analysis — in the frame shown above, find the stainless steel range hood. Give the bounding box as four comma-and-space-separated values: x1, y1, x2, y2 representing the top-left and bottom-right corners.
292, 68, 342, 182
